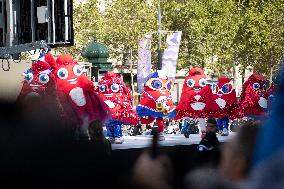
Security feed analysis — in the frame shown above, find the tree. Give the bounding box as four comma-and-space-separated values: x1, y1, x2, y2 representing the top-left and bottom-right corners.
163, 0, 240, 74
64, 0, 284, 79
99, 0, 157, 64
233, 0, 284, 76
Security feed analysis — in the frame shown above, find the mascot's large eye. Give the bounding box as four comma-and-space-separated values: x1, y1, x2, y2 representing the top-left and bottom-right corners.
221, 83, 233, 94
186, 79, 195, 87
151, 80, 163, 89
39, 74, 50, 84
99, 85, 106, 92
199, 78, 207, 87
57, 68, 68, 79
73, 65, 83, 76
25, 73, 33, 83
111, 84, 120, 93
253, 83, 260, 90
167, 81, 173, 91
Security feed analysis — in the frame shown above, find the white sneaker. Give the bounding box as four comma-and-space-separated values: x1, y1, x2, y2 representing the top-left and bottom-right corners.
159, 133, 165, 141
114, 137, 124, 144
221, 128, 229, 136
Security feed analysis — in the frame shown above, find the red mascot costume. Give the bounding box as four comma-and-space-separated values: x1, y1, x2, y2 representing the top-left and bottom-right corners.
238, 72, 270, 118
95, 72, 138, 144
210, 76, 237, 136
176, 68, 213, 136
18, 59, 55, 102
136, 70, 176, 141
45, 53, 110, 140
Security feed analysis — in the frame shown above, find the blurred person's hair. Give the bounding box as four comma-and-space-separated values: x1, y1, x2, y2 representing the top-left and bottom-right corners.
232, 120, 260, 172
88, 120, 104, 141
207, 117, 217, 125
184, 168, 239, 189
18, 95, 75, 143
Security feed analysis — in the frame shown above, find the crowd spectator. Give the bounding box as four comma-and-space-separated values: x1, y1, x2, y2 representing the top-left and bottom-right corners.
165, 118, 170, 131
195, 117, 220, 167
245, 66, 284, 189
132, 152, 172, 189
205, 117, 218, 134
171, 120, 180, 134
183, 168, 239, 189
178, 119, 183, 132
131, 117, 264, 189
88, 120, 112, 155
144, 124, 152, 135
219, 121, 259, 182
133, 122, 142, 136
181, 118, 192, 138
166, 120, 180, 134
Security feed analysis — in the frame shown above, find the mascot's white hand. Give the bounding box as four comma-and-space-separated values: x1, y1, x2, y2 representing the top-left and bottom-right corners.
156, 96, 167, 102
162, 101, 170, 111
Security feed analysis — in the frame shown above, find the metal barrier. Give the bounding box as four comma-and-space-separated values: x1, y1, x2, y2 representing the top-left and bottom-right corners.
0, 41, 49, 71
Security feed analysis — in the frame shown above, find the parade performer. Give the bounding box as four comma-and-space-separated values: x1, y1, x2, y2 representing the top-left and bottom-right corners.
176, 67, 213, 136
210, 76, 237, 136
45, 53, 110, 139
17, 58, 55, 102
136, 70, 176, 141
238, 72, 270, 118
95, 72, 138, 144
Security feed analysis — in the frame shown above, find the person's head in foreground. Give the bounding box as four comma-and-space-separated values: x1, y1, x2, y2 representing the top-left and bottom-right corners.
88, 120, 104, 141
219, 120, 260, 181
206, 117, 218, 134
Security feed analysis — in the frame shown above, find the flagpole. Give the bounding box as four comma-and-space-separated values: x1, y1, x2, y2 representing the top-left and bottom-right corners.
157, 0, 162, 70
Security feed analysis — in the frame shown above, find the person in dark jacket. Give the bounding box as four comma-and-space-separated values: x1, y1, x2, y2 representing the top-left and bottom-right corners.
196, 117, 220, 167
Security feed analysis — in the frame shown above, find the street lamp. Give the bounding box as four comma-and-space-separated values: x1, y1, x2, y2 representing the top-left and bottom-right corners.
143, 1, 180, 70
157, 0, 163, 70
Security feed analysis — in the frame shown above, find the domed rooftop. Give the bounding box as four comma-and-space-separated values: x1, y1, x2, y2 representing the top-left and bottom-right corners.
82, 35, 109, 64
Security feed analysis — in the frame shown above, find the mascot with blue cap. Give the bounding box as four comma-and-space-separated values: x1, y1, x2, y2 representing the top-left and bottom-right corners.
136, 70, 176, 140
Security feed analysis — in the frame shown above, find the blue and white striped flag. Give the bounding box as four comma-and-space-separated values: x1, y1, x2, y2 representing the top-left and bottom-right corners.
137, 36, 152, 93
161, 31, 182, 81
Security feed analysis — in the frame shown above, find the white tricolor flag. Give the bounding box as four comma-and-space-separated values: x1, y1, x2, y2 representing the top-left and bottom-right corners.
161, 31, 182, 81
137, 35, 152, 93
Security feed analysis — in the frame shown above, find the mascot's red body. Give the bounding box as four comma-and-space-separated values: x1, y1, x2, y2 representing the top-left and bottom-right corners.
176, 68, 213, 119
95, 72, 138, 125
238, 73, 270, 116
136, 71, 176, 138
45, 53, 110, 136
18, 59, 55, 101
95, 72, 138, 143
208, 76, 237, 136
210, 76, 237, 118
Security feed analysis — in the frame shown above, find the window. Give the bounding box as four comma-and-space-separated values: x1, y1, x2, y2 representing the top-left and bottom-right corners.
18, 0, 74, 46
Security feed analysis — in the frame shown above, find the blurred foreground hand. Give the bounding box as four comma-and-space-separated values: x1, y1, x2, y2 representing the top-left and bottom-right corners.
132, 152, 172, 189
